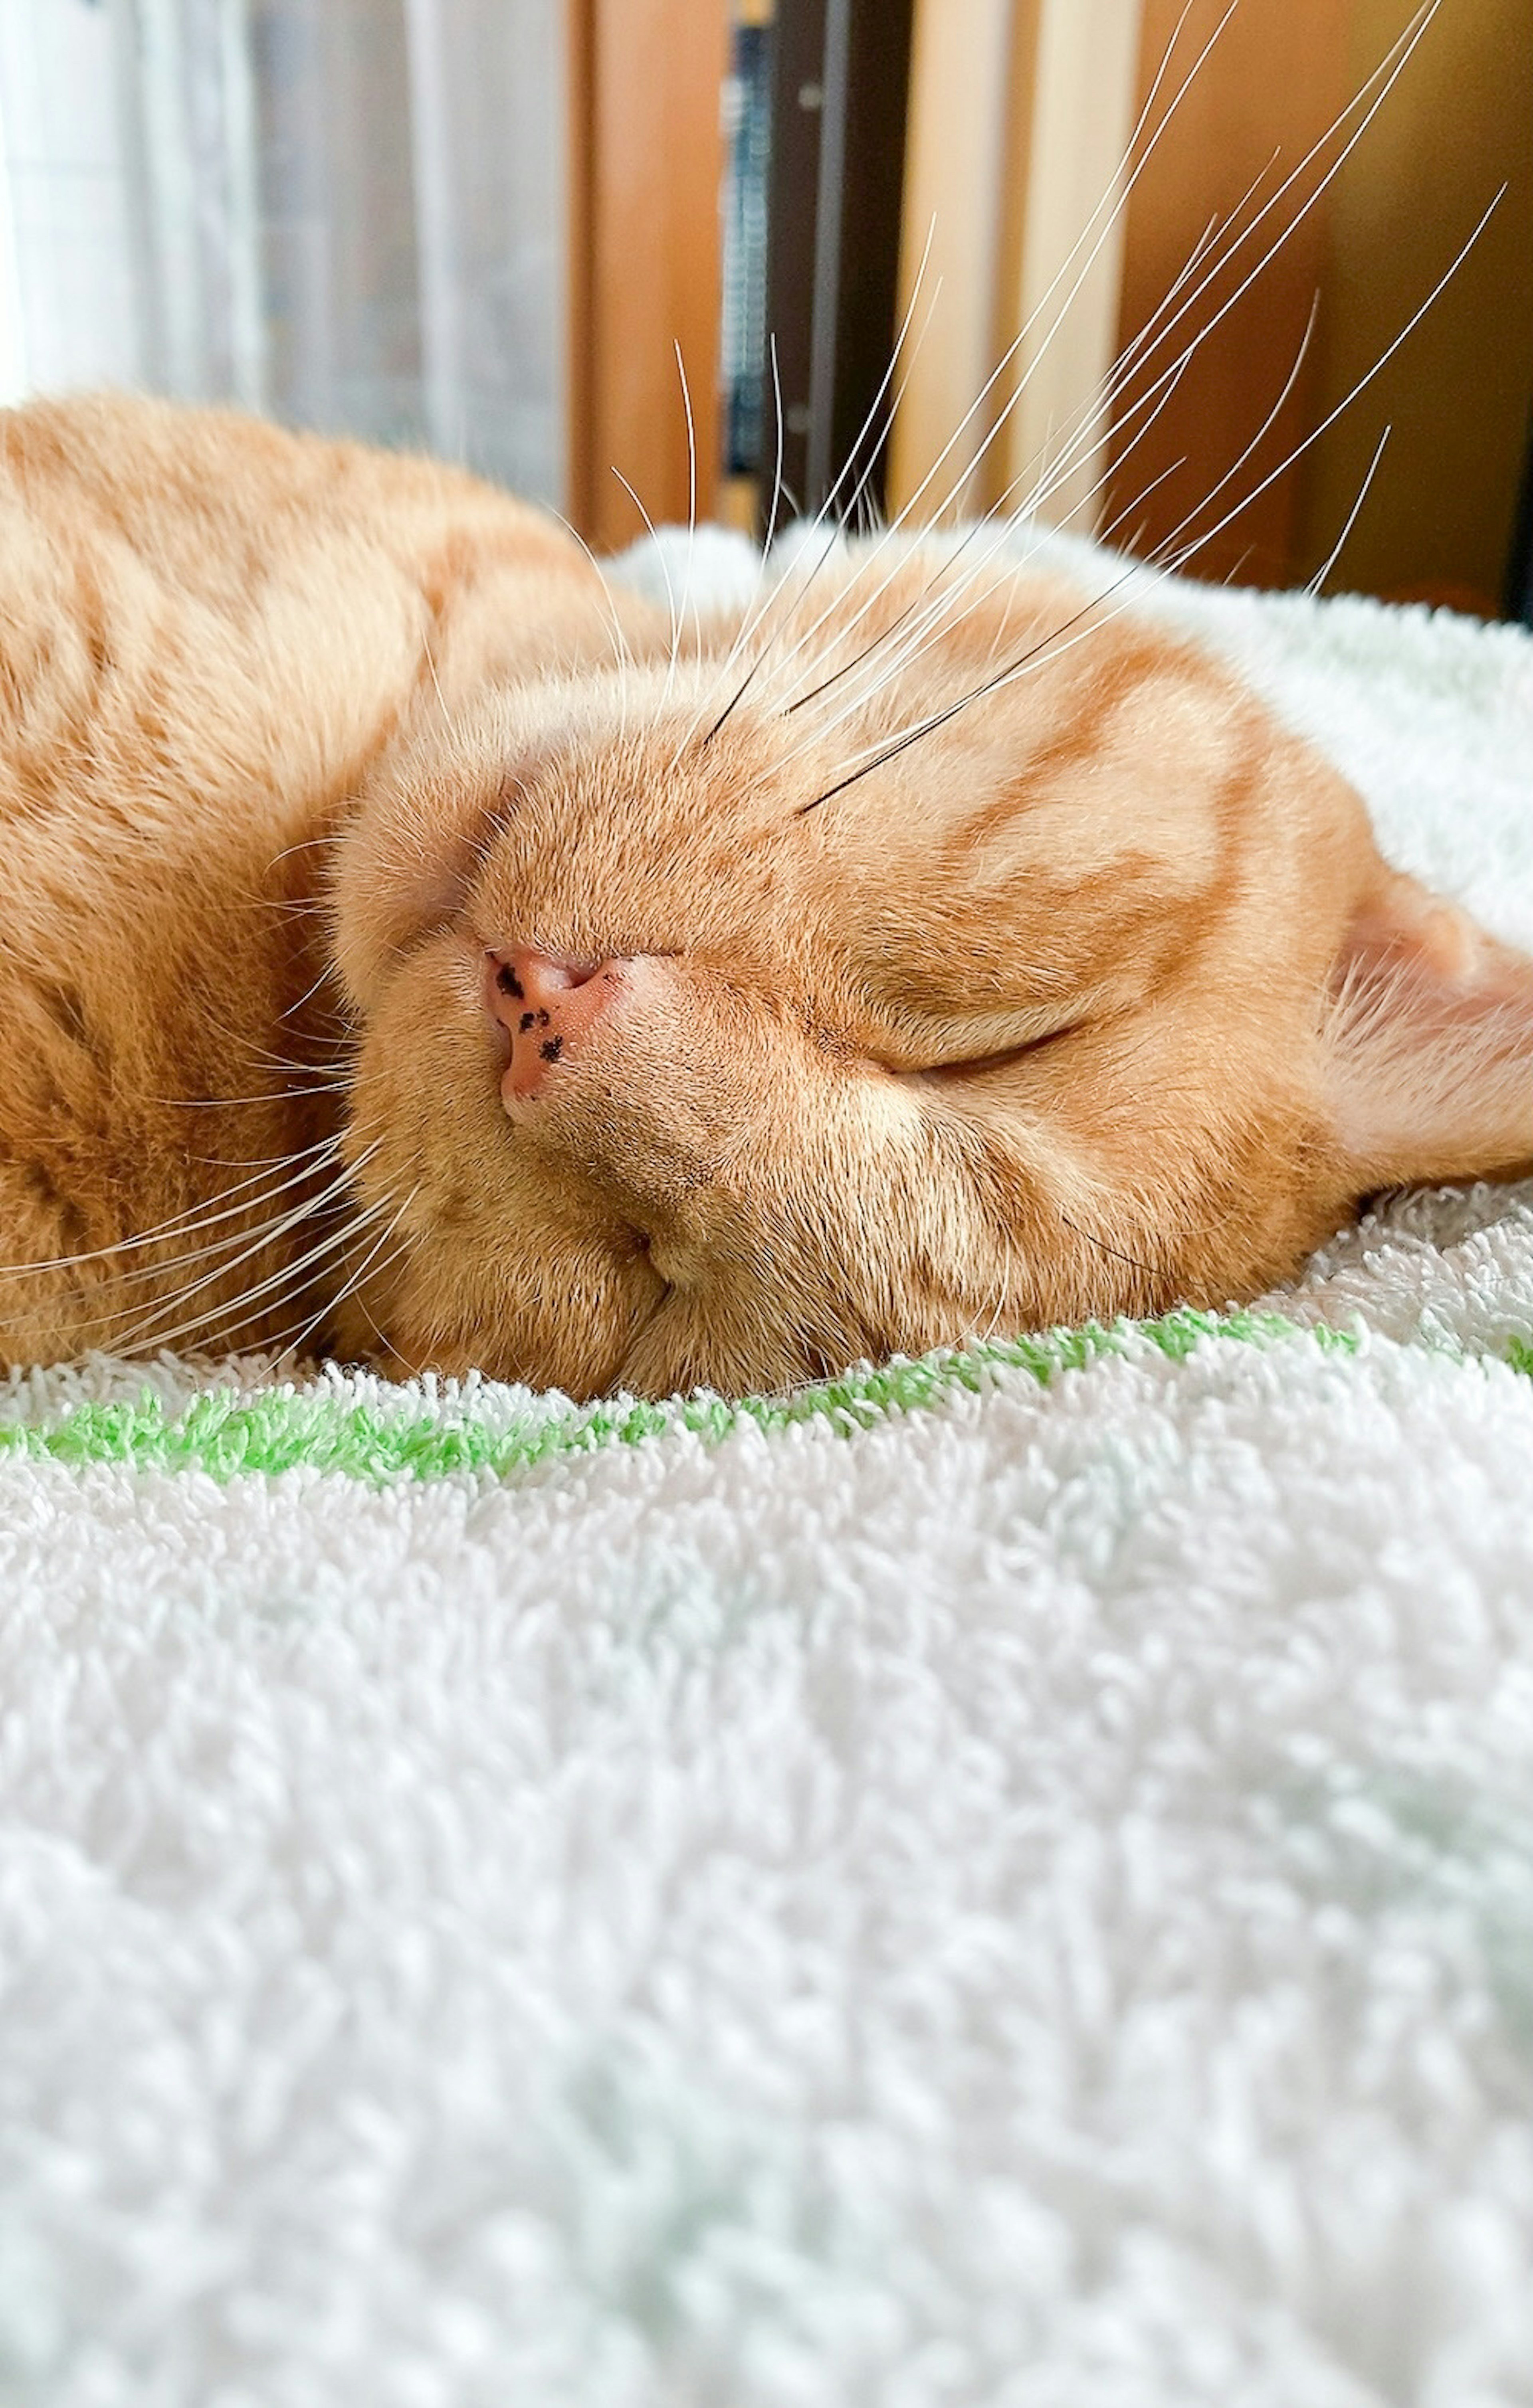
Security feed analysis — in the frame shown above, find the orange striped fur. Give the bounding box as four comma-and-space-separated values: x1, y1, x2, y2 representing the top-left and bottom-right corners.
0, 393, 1525, 1395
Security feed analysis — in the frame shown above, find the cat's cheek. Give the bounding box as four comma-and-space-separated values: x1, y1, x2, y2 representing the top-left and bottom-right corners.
371, 1254, 656, 1394
331, 702, 558, 1012
341, 937, 674, 1391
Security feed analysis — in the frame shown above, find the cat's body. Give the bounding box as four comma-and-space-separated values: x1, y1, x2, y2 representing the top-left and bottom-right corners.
0, 395, 649, 1367
0, 392, 1527, 1395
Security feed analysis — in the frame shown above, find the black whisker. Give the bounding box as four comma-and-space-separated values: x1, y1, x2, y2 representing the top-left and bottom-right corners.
793, 580, 1131, 815
1060, 1215, 1160, 1280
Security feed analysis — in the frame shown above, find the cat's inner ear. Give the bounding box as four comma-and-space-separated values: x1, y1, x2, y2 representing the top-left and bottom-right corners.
1324, 869, 1533, 1189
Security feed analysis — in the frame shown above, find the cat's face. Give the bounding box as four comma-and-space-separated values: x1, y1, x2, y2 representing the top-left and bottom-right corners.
330, 548, 1530, 1397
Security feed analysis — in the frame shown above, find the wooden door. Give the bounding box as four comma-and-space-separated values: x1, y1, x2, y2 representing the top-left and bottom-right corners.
565, 0, 732, 551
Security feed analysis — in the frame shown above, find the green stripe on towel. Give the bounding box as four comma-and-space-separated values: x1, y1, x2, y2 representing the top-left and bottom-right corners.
0, 1307, 1386, 1485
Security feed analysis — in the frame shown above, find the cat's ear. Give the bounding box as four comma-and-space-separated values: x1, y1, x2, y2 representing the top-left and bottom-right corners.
1324, 869, 1533, 1188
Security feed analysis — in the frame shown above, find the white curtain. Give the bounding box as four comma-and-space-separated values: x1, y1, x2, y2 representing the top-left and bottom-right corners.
0, 0, 565, 503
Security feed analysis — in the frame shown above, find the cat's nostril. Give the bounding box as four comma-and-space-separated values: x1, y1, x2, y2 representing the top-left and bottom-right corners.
489, 946, 602, 1009
483, 945, 631, 1105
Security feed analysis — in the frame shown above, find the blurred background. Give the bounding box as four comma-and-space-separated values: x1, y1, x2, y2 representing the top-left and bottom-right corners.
0, 0, 1529, 616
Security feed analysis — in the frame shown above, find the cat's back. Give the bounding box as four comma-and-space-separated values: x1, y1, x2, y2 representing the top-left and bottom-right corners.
0, 391, 589, 850
0, 393, 619, 1361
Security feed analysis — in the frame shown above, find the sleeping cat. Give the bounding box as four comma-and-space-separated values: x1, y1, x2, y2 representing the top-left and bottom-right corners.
0, 390, 1527, 1397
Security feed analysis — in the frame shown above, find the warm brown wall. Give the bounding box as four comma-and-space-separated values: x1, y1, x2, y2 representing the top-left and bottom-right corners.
1104, 0, 1347, 587
1107, 0, 1533, 609
1292, 0, 1533, 613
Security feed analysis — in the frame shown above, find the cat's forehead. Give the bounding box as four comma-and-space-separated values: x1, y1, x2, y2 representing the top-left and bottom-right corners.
466, 631, 1250, 1013
469, 684, 804, 956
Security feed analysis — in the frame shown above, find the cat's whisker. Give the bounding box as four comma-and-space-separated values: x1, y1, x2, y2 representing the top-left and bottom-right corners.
25, 1198, 337, 1349
276, 968, 351, 1031
551, 507, 638, 740
975, 1280, 1016, 1349
1013, 0, 1439, 545
345, 1284, 424, 1379
1306, 424, 1391, 597
611, 467, 681, 681
782, 251, 1223, 723
1092, 453, 1189, 552
202, 1204, 413, 1368
707, 330, 791, 700
1060, 1213, 1162, 1289
1014, 0, 1440, 535
84, 1178, 382, 1355
156, 1070, 352, 1108
420, 625, 454, 732
750, 0, 1240, 723
782, 379, 1202, 778
184, 1140, 346, 1171
907, 124, 1301, 591
196, 1010, 355, 1074
694, 228, 942, 748
747, 507, 1068, 792
102, 1153, 389, 1356
679, 337, 788, 753
93, 1137, 379, 1325
786, 362, 1181, 726
274, 1182, 420, 1365
771, 550, 1034, 778
782, 550, 988, 722
1003, 265, 1228, 552
763, 154, 1268, 727
109, 1221, 366, 1359
0, 1132, 347, 1288
817, 0, 1430, 699
263, 830, 349, 874
799, 161, 1491, 817
1151, 191, 1499, 582
667, 340, 706, 765
676, 339, 700, 660
796, 567, 1147, 812
1014, 284, 1316, 612
772, 519, 1027, 743
1135, 293, 1322, 574
756, 261, 1197, 732
58, 1162, 353, 1300
238, 893, 331, 921
998, 160, 1281, 544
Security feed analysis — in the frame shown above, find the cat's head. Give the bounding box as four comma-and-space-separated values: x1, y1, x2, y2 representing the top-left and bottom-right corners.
329, 544, 1532, 1396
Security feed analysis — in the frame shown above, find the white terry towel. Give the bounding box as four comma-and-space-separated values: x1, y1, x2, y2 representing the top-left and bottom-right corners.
0, 536, 1529, 2407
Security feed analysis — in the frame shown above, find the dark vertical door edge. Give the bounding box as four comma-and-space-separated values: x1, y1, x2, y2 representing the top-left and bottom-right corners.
759, 0, 915, 534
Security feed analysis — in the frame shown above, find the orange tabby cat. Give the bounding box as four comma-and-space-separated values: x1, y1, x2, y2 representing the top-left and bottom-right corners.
0, 390, 1526, 1396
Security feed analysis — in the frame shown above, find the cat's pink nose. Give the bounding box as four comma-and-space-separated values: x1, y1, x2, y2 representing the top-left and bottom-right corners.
484, 947, 628, 1102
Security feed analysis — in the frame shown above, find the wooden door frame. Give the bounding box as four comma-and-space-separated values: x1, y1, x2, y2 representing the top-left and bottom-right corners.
889, 0, 1144, 532
565, 0, 731, 552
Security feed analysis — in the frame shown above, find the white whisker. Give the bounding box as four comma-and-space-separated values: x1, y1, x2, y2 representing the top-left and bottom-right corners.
1307, 423, 1391, 597
1016, 1, 1440, 541
275, 1183, 420, 1365
612, 467, 681, 682
695, 223, 942, 746
0, 1133, 345, 1285
752, 0, 1243, 714
97, 1142, 383, 1355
